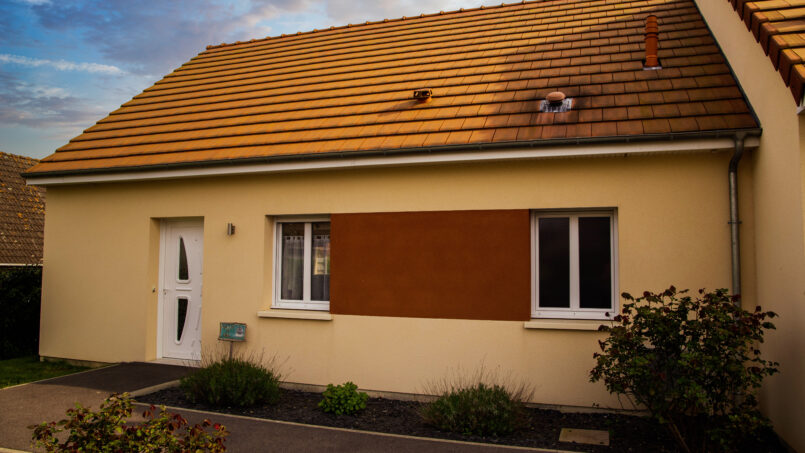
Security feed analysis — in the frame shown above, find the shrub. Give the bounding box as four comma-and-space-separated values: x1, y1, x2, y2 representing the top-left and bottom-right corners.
180, 352, 281, 407
0, 267, 42, 359
29, 393, 228, 452
590, 287, 779, 453
318, 381, 369, 415
421, 367, 531, 437
422, 383, 523, 437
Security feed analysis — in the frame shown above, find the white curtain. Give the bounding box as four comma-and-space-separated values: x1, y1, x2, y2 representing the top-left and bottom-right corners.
281, 232, 304, 300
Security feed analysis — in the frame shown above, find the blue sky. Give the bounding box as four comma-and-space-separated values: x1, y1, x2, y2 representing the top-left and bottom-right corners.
0, 0, 482, 160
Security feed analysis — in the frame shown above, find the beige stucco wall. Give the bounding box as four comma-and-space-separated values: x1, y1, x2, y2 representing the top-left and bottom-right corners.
694, 1, 805, 450
39, 151, 749, 409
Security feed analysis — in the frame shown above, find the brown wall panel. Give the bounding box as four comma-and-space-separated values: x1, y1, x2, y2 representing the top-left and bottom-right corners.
330, 210, 531, 320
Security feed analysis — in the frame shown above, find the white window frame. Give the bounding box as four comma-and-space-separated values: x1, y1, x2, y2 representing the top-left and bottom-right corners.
531, 210, 618, 320
273, 215, 330, 311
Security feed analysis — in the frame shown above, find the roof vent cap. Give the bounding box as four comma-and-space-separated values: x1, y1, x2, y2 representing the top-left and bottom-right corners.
546, 91, 566, 104
540, 91, 572, 112
413, 89, 433, 102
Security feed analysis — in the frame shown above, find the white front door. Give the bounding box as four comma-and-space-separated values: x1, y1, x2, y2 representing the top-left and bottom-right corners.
161, 219, 203, 360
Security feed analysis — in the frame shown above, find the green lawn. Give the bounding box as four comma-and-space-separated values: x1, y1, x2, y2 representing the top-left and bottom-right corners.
0, 356, 90, 388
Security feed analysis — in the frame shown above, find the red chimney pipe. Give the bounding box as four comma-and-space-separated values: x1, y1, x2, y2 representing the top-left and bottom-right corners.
645, 15, 659, 68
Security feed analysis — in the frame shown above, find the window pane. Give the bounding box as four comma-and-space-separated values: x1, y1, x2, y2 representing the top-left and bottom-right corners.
281, 223, 304, 300
539, 217, 570, 308
178, 237, 188, 281
177, 297, 188, 342
579, 217, 612, 309
310, 222, 330, 301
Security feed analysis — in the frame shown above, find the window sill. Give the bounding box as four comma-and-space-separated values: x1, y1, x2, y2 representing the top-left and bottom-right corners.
523, 319, 610, 331
257, 310, 332, 321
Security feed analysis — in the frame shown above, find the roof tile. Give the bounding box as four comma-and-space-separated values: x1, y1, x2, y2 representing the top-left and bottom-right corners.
668, 116, 700, 132
591, 121, 618, 136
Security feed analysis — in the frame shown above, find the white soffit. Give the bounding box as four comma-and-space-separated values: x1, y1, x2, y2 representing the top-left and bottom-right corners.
27, 137, 758, 186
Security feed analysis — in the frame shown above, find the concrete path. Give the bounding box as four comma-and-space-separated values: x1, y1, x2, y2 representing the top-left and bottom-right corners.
0, 363, 571, 453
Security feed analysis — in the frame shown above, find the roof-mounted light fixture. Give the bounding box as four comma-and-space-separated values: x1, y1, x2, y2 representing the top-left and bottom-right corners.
540, 91, 572, 113
413, 89, 432, 102
644, 15, 661, 70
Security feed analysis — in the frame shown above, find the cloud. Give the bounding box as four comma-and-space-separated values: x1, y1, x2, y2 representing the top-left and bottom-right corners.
0, 69, 106, 130
0, 54, 124, 74
28, 0, 316, 76
25, 0, 481, 77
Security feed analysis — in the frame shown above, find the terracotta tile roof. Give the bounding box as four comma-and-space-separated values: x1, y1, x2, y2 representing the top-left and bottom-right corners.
27, 0, 757, 176
0, 152, 45, 265
727, 0, 805, 102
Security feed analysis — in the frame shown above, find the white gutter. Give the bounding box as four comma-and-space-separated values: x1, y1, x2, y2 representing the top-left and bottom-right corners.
26, 136, 759, 186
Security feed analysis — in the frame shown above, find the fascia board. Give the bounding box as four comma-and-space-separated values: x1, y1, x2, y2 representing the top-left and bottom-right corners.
26, 137, 758, 186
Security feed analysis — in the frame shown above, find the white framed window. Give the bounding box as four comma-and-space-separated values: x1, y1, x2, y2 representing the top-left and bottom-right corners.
273, 216, 330, 311
531, 210, 618, 320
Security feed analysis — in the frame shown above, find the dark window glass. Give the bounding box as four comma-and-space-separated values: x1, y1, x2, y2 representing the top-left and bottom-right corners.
539, 217, 570, 308
310, 222, 330, 301
281, 223, 304, 300
579, 217, 612, 309
177, 297, 188, 342
178, 237, 188, 281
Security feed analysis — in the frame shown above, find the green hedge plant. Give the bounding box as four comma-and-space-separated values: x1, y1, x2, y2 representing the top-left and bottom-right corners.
318, 381, 369, 415
422, 383, 523, 437
180, 351, 282, 407
30, 393, 228, 452
421, 366, 531, 437
590, 287, 778, 453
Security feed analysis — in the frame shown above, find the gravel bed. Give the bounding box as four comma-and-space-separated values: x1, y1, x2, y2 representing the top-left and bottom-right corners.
140, 386, 693, 452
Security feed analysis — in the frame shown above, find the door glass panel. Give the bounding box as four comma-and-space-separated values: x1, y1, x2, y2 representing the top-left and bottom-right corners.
178, 237, 189, 281
281, 223, 304, 300
176, 297, 188, 342
579, 217, 612, 309
310, 222, 331, 301
539, 217, 570, 308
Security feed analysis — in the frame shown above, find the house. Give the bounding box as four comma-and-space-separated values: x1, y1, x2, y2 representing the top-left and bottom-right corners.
1, 152, 45, 267
23, 0, 805, 450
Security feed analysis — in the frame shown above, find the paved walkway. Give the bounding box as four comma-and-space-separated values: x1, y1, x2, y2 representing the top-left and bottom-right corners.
0, 363, 570, 453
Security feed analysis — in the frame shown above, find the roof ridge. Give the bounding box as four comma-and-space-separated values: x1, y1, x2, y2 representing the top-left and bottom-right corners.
0, 151, 39, 163
204, 0, 531, 51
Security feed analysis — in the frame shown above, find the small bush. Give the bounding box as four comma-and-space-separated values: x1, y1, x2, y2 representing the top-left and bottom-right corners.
180, 352, 281, 407
590, 287, 779, 453
30, 393, 228, 452
422, 383, 523, 437
421, 366, 531, 437
318, 381, 369, 415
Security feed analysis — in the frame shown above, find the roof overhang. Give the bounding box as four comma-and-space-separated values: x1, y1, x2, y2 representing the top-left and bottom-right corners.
26, 133, 760, 186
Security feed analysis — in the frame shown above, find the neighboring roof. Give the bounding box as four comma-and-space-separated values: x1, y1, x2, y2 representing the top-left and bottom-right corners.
0, 152, 45, 265
727, 0, 805, 103
27, 0, 758, 177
